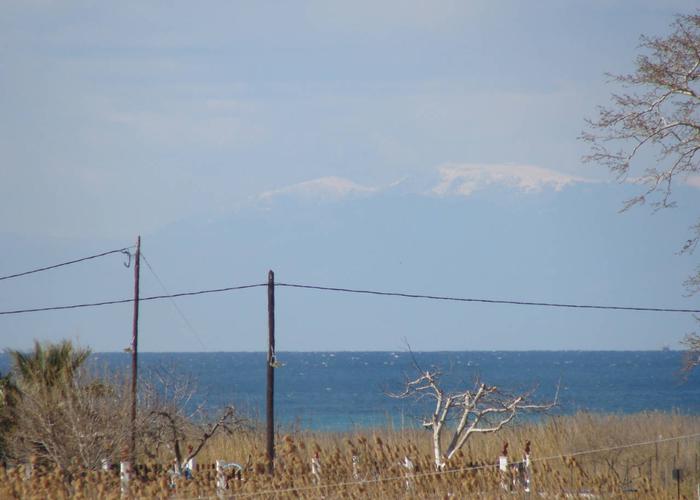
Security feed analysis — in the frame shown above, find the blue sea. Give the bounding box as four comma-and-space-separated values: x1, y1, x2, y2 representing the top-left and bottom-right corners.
1, 351, 699, 430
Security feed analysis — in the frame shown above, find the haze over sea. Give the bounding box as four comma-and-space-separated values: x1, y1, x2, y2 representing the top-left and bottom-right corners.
3, 351, 698, 431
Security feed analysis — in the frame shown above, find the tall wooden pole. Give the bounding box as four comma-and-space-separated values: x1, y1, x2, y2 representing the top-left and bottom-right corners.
266, 270, 275, 474
130, 236, 141, 462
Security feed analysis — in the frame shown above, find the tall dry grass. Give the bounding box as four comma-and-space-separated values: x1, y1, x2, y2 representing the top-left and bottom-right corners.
2, 412, 699, 498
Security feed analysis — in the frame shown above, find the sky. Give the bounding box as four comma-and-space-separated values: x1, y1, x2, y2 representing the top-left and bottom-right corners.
1, 1, 699, 352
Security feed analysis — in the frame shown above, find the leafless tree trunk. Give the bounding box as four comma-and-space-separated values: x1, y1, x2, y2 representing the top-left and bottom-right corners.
389, 362, 557, 470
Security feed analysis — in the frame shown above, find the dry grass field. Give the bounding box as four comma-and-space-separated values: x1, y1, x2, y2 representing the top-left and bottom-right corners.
2, 412, 700, 498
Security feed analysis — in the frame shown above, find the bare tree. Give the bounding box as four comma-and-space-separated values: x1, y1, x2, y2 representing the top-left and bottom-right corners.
2, 341, 132, 469
582, 13, 699, 213
388, 362, 557, 470
5, 368, 132, 469
138, 365, 249, 470
582, 12, 700, 361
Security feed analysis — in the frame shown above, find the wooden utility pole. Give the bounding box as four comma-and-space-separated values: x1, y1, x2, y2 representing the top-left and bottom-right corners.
266, 270, 275, 474
130, 235, 141, 462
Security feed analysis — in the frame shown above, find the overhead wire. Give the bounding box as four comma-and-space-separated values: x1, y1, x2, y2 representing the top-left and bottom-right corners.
0, 283, 268, 316
1, 265, 699, 316
0, 246, 134, 281
1, 280, 699, 316
276, 282, 700, 314
141, 252, 208, 350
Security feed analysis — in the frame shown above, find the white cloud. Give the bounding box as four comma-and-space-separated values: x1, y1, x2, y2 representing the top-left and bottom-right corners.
431, 163, 596, 197
259, 177, 378, 202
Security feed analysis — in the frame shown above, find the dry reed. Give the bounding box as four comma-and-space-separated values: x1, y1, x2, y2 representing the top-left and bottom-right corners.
2, 412, 699, 499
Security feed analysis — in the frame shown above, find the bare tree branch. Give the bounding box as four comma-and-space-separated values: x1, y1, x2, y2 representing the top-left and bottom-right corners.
582, 13, 700, 372
141, 367, 249, 471
389, 362, 556, 470
582, 14, 700, 214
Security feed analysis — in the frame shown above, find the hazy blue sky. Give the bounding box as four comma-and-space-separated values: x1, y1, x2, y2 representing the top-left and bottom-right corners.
1, 1, 698, 352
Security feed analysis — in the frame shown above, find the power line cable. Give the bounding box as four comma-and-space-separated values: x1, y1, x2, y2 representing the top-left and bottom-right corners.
0, 246, 133, 281
276, 282, 700, 314
2, 280, 699, 317
141, 252, 208, 350
0, 283, 267, 316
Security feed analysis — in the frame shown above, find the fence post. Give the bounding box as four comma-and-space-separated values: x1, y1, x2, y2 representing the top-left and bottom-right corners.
402, 456, 415, 490
120, 460, 131, 497
216, 460, 227, 495
311, 452, 321, 485
499, 442, 509, 491
523, 441, 531, 493
23, 457, 34, 480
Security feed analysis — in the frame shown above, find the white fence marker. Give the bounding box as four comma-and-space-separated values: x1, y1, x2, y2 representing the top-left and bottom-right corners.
120, 461, 131, 497
311, 453, 321, 485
